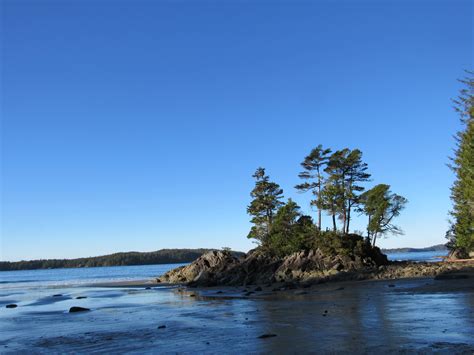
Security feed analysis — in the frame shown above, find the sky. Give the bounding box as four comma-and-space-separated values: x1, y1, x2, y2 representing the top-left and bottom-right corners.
1, 0, 472, 261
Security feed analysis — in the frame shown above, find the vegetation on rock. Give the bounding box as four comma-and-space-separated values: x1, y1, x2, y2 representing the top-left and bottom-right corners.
248, 146, 407, 256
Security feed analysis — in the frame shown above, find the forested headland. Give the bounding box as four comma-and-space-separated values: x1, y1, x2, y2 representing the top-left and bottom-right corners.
0, 249, 245, 271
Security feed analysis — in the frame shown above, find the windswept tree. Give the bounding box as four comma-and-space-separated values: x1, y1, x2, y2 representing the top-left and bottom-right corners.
344, 149, 371, 233
324, 148, 370, 233
359, 184, 408, 246
247, 167, 284, 244
448, 73, 474, 252
295, 145, 332, 230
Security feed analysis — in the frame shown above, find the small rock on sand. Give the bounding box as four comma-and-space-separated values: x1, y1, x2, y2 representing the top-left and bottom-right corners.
76, 296, 87, 299
69, 306, 90, 313
157, 325, 166, 329
258, 334, 277, 339
53, 294, 63, 297
6, 304, 17, 309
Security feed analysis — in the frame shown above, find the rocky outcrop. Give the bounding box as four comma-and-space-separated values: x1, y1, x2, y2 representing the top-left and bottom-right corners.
158, 245, 389, 286
158, 250, 241, 286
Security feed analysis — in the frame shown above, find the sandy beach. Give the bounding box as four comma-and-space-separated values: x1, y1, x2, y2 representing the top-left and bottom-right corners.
1, 267, 473, 353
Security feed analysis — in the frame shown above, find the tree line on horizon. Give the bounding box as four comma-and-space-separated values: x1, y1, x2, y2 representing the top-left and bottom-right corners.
0, 249, 246, 272
246, 147, 407, 256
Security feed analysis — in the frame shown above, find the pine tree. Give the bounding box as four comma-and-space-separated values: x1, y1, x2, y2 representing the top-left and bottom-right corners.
324, 149, 370, 233
448, 73, 474, 252
295, 145, 331, 230
359, 184, 407, 246
247, 167, 284, 244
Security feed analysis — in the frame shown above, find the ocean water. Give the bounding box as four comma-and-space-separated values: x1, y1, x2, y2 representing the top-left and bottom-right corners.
0, 263, 186, 289
0, 250, 448, 290
385, 250, 448, 262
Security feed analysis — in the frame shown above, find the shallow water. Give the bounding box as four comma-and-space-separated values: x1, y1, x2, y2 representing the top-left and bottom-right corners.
1, 259, 472, 353
1, 278, 473, 353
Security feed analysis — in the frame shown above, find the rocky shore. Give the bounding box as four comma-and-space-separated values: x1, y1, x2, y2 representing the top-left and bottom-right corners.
158, 249, 474, 287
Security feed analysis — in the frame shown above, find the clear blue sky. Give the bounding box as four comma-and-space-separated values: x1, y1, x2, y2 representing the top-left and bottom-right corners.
1, 0, 472, 261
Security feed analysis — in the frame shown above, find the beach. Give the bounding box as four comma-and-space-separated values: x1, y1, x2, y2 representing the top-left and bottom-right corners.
1, 264, 473, 353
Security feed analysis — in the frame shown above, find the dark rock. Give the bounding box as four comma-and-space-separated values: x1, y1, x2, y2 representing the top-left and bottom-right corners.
158, 239, 390, 287
5, 304, 17, 309
189, 294, 196, 297
388, 284, 396, 288
76, 296, 87, 299
53, 294, 63, 297
215, 291, 223, 294
145, 287, 151, 290
157, 325, 166, 329
335, 287, 345, 291
258, 334, 277, 339
69, 306, 90, 313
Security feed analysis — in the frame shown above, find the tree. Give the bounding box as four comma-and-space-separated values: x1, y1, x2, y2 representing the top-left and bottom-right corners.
320, 180, 344, 231
359, 184, 408, 247
267, 199, 316, 256
324, 149, 370, 233
295, 145, 332, 230
247, 167, 284, 244
448, 72, 474, 252
344, 149, 371, 234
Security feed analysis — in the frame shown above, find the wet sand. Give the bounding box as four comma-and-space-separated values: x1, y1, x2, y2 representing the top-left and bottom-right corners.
1, 270, 473, 353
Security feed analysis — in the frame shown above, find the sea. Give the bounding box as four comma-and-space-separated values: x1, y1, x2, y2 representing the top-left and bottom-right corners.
0, 250, 447, 290
1, 250, 472, 353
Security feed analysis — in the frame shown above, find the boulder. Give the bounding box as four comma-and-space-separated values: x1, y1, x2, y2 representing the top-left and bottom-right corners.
159, 250, 240, 286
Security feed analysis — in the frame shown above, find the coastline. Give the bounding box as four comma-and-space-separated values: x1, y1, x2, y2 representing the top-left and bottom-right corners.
90, 259, 474, 290
2, 262, 473, 353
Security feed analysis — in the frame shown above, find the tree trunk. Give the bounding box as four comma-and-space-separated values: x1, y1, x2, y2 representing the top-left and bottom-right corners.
372, 232, 377, 247
346, 205, 351, 234
332, 213, 336, 231
317, 182, 322, 231
318, 209, 322, 231
367, 215, 371, 239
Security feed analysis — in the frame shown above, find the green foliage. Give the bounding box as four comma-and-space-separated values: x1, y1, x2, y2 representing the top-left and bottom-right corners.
310, 231, 367, 256
322, 148, 371, 233
448, 72, 474, 252
358, 184, 408, 246
247, 167, 284, 244
265, 199, 316, 257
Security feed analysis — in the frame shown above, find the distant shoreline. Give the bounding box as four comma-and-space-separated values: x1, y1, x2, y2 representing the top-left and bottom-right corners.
381, 244, 447, 254
0, 249, 245, 272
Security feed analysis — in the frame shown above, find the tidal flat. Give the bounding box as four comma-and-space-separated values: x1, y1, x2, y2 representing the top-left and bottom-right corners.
1, 275, 473, 353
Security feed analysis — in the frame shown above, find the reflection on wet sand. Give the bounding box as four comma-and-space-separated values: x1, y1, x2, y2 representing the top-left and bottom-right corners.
0, 277, 473, 353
